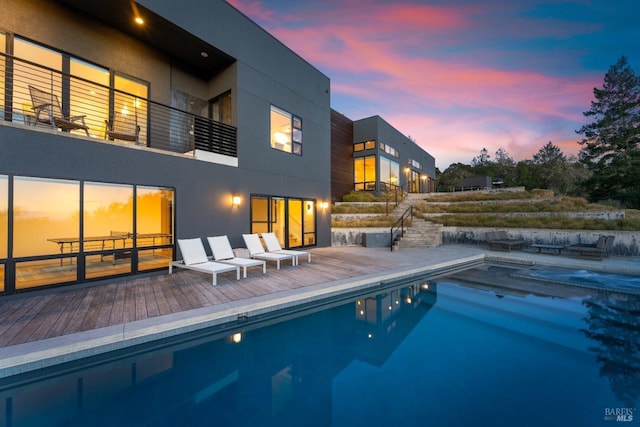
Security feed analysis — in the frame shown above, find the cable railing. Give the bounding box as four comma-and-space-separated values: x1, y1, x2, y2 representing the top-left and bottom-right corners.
0, 52, 237, 158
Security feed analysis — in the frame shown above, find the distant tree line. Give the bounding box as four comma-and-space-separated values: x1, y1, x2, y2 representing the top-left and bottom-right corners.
436, 56, 640, 209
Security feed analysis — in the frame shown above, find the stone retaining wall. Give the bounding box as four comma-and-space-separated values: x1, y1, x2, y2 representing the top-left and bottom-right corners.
423, 211, 625, 220
332, 228, 389, 246
443, 227, 640, 257
332, 227, 640, 256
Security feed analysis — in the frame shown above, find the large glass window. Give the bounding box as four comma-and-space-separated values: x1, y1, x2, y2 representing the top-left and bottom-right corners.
84, 182, 134, 279
136, 186, 174, 271
354, 156, 376, 191
13, 177, 80, 258
5, 176, 174, 290
13, 177, 80, 289
303, 200, 316, 246
0, 175, 6, 259
0, 175, 6, 293
270, 105, 302, 155
114, 73, 148, 146
70, 58, 109, 137
251, 196, 270, 236
13, 38, 63, 127
251, 195, 315, 249
380, 156, 400, 191
287, 199, 302, 247
9, 37, 149, 143
0, 32, 5, 118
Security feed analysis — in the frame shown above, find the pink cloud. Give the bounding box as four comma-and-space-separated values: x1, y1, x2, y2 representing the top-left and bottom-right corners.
229, 0, 604, 168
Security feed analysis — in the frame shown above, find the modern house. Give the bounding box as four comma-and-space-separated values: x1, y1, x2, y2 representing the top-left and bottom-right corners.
331, 111, 436, 202
0, 0, 331, 294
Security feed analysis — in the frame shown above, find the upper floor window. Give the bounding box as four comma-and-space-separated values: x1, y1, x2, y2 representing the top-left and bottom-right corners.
354, 140, 376, 152
379, 142, 399, 157
7, 36, 148, 144
270, 105, 302, 155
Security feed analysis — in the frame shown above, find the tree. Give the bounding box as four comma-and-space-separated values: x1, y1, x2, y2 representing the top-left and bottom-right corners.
492, 147, 517, 186
437, 163, 473, 192
471, 147, 491, 168
576, 56, 640, 208
533, 141, 566, 165
531, 141, 570, 193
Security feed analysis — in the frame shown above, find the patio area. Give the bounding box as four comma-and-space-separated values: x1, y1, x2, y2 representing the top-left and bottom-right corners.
1, 244, 639, 378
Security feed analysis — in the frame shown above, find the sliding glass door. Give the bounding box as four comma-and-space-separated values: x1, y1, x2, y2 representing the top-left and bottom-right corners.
250, 195, 316, 249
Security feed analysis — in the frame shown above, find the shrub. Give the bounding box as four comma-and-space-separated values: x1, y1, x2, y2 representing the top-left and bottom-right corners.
342, 191, 379, 202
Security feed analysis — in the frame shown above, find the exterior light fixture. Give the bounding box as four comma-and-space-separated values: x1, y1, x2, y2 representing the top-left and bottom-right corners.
231, 332, 242, 343
319, 201, 329, 210
134, 16, 144, 25
200, 51, 209, 58
231, 195, 241, 207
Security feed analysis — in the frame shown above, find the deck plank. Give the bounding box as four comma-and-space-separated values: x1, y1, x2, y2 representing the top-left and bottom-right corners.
0, 248, 416, 347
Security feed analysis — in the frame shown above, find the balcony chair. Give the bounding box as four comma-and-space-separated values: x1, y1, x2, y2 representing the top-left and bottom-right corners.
28, 85, 90, 136
105, 111, 140, 143
261, 232, 311, 265
207, 235, 266, 278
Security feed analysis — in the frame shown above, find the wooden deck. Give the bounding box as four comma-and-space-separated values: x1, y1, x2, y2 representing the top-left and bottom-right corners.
0, 247, 410, 348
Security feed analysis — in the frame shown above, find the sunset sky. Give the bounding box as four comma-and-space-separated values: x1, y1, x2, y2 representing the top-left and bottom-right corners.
228, 0, 639, 169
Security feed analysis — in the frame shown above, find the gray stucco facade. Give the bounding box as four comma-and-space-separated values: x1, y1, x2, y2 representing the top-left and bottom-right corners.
353, 115, 436, 195
0, 0, 331, 293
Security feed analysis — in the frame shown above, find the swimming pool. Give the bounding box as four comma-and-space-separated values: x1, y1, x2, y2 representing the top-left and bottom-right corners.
1, 267, 638, 426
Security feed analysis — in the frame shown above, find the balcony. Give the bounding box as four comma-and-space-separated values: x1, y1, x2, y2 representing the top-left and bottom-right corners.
0, 52, 237, 162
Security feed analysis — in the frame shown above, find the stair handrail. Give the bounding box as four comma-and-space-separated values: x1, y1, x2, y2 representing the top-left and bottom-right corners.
390, 205, 413, 251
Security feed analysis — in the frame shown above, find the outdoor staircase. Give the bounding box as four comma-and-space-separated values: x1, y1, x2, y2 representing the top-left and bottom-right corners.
392, 193, 443, 250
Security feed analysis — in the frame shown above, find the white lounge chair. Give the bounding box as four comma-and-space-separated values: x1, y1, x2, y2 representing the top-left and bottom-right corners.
261, 232, 310, 266
242, 233, 295, 270
207, 235, 266, 278
170, 238, 240, 285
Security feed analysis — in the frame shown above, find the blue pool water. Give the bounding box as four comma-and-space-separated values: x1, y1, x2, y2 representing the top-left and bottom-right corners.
1, 268, 639, 427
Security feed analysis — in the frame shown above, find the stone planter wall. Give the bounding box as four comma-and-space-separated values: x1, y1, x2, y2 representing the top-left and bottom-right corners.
332, 226, 640, 256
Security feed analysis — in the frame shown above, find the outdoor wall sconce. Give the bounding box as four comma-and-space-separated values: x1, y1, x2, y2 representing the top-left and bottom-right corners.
319, 201, 329, 210
231, 332, 242, 344
231, 195, 242, 207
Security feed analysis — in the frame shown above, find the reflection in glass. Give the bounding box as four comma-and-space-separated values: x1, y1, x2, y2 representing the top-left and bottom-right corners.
13, 177, 79, 257
84, 182, 133, 248
16, 258, 77, 289
12, 38, 63, 127
85, 253, 132, 279
138, 248, 173, 271
0, 175, 7, 258
136, 186, 174, 247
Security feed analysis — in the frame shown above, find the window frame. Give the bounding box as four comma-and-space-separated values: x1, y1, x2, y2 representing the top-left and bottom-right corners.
270, 105, 302, 156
